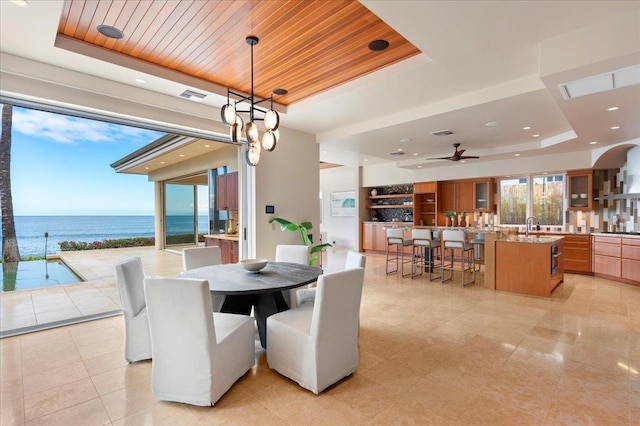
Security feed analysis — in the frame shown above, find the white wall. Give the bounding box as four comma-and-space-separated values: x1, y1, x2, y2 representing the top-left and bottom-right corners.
254, 126, 319, 261
319, 166, 360, 250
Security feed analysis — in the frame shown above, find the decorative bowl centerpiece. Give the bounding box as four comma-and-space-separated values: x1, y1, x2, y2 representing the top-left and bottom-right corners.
240, 259, 268, 273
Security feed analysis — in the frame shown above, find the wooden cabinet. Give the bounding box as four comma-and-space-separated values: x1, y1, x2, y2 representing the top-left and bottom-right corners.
473, 179, 494, 212
567, 170, 593, 211
495, 239, 564, 297
593, 235, 621, 278
362, 222, 411, 253
563, 234, 591, 274
205, 236, 239, 264
439, 180, 473, 225
439, 181, 473, 212
362, 222, 386, 251
413, 181, 438, 226
622, 237, 640, 283
216, 171, 238, 211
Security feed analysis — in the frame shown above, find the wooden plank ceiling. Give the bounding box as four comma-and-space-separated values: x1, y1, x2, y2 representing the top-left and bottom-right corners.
58, 0, 421, 106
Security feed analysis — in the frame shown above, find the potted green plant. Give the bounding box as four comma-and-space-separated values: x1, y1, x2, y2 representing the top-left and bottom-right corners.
268, 217, 332, 265
444, 210, 456, 227
460, 211, 467, 227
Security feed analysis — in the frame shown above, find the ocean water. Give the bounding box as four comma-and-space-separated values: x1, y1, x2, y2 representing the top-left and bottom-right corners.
0, 216, 209, 258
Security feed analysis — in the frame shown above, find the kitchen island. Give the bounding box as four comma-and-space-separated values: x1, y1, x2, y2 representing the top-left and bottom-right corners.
495, 235, 564, 297
204, 234, 239, 264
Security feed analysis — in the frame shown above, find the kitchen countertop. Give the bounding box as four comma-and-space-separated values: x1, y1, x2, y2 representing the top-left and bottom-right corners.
204, 234, 239, 241
496, 235, 564, 244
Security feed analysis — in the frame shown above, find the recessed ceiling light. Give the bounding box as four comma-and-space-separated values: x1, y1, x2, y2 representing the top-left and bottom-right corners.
400, 138, 411, 143
485, 121, 499, 127
543, 172, 548, 175
273, 88, 288, 95
179, 154, 185, 157
506, 175, 511, 178
204, 144, 211, 148
413, 153, 418, 156
11, 0, 29, 6
135, 78, 146, 83
532, 134, 540, 138
368, 39, 389, 51
607, 106, 619, 111
364, 159, 368, 162
610, 126, 620, 130
460, 160, 466, 163
514, 153, 521, 157
397, 148, 403, 151
144, 167, 149, 170
589, 141, 598, 145
160, 161, 165, 164
523, 126, 531, 130
97, 24, 124, 39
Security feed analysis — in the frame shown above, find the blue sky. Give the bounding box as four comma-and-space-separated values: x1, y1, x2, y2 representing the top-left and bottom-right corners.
6, 105, 165, 216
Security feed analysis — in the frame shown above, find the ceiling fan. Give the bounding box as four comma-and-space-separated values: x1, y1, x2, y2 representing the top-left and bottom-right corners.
426, 143, 479, 161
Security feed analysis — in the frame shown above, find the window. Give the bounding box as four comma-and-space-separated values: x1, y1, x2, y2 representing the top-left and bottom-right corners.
499, 178, 527, 225
532, 175, 563, 225
499, 174, 565, 226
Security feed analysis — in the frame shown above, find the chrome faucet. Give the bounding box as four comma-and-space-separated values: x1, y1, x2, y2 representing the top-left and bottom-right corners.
525, 217, 538, 237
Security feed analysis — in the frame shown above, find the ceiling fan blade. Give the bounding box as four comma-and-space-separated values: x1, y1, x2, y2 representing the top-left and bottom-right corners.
459, 155, 479, 159
425, 156, 454, 160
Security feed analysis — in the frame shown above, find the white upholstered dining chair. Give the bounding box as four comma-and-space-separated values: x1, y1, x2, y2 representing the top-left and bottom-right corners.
143, 277, 255, 406
267, 267, 365, 394
275, 244, 310, 307
182, 246, 224, 311
182, 246, 222, 271
114, 257, 152, 363
296, 251, 365, 306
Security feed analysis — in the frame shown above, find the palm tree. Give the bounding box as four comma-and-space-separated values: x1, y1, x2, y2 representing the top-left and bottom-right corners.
1, 103, 20, 263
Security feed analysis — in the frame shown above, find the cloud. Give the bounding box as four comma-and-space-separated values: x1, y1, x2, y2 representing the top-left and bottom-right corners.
11, 107, 164, 145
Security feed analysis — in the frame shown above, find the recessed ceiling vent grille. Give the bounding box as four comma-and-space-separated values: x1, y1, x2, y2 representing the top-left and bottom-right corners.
559, 64, 640, 100
430, 129, 455, 136
178, 89, 207, 101
389, 151, 405, 156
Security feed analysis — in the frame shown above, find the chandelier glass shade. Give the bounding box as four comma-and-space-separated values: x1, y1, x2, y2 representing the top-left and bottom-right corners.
221, 36, 281, 166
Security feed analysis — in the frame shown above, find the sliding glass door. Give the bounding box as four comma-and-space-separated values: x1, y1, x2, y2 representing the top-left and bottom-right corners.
164, 183, 197, 247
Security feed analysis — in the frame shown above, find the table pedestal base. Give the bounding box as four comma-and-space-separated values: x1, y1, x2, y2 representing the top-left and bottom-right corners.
220, 292, 289, 348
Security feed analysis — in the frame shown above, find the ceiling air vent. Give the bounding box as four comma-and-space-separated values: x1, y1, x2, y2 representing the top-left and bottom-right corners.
389, 151, 405, 156
178, 89, 207, 101
558, 64, 640, 100
430, 129, 455, 136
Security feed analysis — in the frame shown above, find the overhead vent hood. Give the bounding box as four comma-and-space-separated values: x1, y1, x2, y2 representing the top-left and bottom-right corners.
595, 145, 640, 200
559, 64, 640, 100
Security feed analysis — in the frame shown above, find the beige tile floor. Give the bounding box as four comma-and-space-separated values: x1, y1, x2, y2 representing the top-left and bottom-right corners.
1, 246, 639, 425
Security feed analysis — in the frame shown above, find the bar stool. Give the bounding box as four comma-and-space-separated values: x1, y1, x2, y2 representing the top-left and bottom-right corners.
470, 232, 485, 272
386, 227, 412, 276
411, 229, 441, 280
441, 229, 475, 286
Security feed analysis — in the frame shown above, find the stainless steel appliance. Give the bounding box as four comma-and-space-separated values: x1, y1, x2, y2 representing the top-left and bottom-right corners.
551, 243, 562, 275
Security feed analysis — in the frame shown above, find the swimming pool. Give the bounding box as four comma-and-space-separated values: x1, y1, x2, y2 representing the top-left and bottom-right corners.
1, 260, 83, 292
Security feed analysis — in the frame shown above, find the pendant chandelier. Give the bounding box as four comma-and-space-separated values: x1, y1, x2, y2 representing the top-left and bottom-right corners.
221, 36, 281, 166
